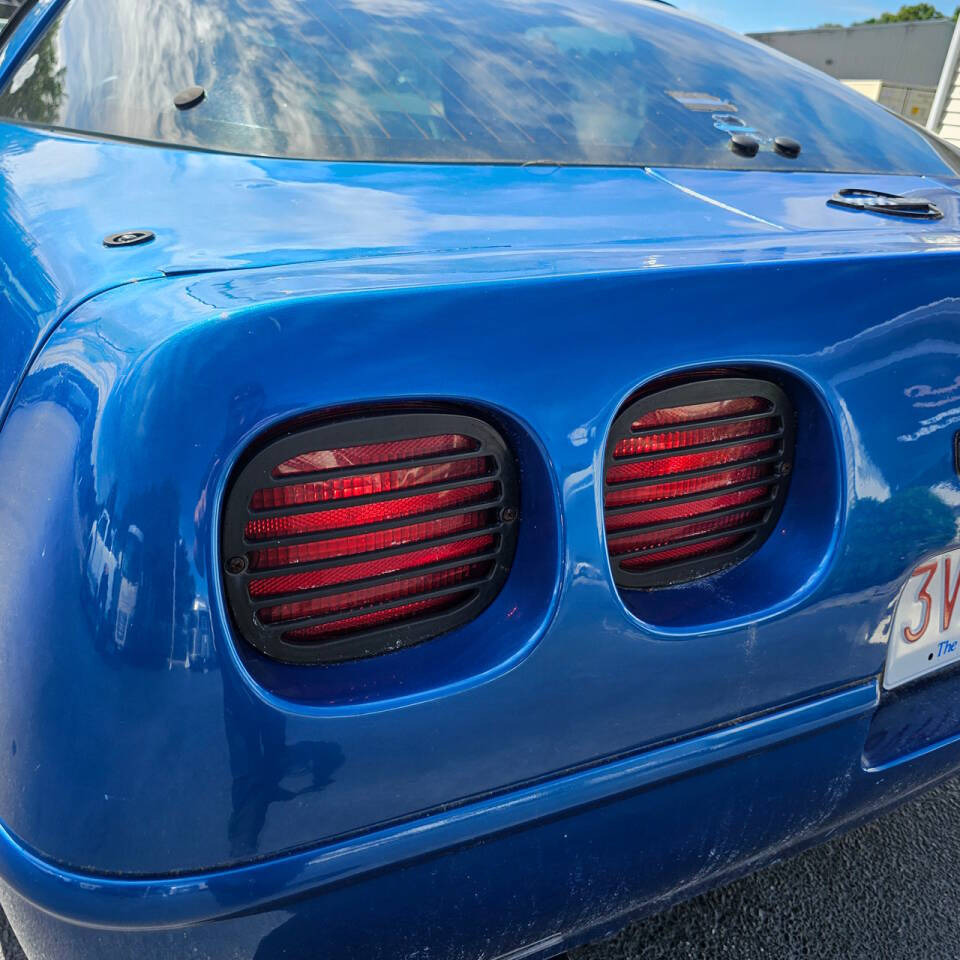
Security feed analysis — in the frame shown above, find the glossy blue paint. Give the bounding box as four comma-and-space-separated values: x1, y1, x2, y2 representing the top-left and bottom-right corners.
1, 228, 958, 871
5, 678, 960, 960
0, 682, 881, 930
1, 4, 960, 958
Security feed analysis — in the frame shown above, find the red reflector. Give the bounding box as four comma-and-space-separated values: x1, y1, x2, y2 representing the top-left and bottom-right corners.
244, 482, 498, 540
259, 562, 492, 624
273, 434, 478, 477
249, 535, 495, 598
631, 397, 769, 430
620, 534, 747, 569
248, 512, 492, 569
604, 464, 772, 509
283, 594, 469, 641
606, 439, 776, 484
613, 417, 774, 458
251, 457, 491, 510
605, 487, 767, 533
604, 381, 791, 588
223, 411, 520, 663
608, 509, 764, 556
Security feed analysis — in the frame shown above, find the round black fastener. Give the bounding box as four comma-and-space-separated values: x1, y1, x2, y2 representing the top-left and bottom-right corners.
500, 506, 518, 523
225, 555, 248, 575
174, 85, 206, 110
730, 133, 760, 158
774, 136, 801, 158
103, 229, 155, 248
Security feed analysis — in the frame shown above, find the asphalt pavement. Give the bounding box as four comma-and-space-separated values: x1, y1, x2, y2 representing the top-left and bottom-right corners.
3, 774, 960, 959
574, 772, 960, 960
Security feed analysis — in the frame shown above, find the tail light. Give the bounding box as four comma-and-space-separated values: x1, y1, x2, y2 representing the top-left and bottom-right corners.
222, 412, 519, 664
604, 378, 794, 588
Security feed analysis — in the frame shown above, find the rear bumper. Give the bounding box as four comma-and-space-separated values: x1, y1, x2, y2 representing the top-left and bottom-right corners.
5, 677, 960, 959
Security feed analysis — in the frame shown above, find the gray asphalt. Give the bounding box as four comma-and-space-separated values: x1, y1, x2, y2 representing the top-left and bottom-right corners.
574, 773, 960, 960
2, 774, 959, 958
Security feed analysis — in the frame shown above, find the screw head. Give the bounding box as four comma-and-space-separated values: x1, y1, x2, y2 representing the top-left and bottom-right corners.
500, 506, 518, 523
174, 85, 206, 110
103, 229, 155, 248
225, 555, 247, 575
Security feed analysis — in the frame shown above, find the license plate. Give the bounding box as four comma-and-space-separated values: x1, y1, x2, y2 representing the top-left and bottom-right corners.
885, 548, 960, 689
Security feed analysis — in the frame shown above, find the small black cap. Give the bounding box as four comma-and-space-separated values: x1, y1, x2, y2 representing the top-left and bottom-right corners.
774, 136, 801, 158
730, 133, 760, 157
174, 85, 206, 110
103, 229, 155, 248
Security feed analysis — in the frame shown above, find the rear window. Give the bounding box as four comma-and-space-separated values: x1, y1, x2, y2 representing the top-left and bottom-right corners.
0, 0, 956, 175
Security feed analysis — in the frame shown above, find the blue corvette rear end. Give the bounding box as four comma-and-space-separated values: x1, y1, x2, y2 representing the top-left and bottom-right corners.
1, 1, 960, 957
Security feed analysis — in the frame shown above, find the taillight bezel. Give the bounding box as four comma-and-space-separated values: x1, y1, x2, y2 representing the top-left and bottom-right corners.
604, 377, 795, 590
222, 411, 519, 665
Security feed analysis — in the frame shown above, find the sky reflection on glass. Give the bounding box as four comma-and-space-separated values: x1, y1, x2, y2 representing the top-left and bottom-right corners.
0, 0, 955, 175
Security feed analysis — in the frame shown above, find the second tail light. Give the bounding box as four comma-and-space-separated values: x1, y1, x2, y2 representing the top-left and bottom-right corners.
604, 378, 794, 589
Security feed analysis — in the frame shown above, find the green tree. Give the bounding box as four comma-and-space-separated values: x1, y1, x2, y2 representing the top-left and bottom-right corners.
856, 3, 946, 23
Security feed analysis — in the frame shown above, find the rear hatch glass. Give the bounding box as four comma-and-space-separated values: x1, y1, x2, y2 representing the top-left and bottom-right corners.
0, 0, 957, 174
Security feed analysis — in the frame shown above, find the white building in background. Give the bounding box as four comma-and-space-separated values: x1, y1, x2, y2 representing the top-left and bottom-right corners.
751, 20, 954, 127
927, 19, 960, 147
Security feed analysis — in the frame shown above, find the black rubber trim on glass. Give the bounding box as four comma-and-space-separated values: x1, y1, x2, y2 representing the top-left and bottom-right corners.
0, 0, 36, 53
222, 411, 519, 665
604, 377, 795, 590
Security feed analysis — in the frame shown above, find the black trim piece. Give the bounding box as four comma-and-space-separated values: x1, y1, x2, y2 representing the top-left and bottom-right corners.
265, 447, 487, 487
604, 377, 794, 589
604, 451, 784, 490
604, 475, 778, 517
279, 590, 482, 662
611, 520, 767, 563
609, 427, 784, 464
272, 571, 496, 634
243, 498, 503, 550
248, 521, 504, 575
247, 471, 501, 522
605, 496, 777, 539
627, 408, 774, 436
222, 411, 519, 665
251, 547, 502, 611
616, 531, 760, 578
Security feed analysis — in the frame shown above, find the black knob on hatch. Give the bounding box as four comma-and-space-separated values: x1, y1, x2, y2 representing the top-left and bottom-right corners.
774, 136, 802, 158
730, 133, 760, 157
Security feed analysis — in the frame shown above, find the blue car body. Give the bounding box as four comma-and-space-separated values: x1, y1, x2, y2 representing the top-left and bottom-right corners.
1, 0, 960, 956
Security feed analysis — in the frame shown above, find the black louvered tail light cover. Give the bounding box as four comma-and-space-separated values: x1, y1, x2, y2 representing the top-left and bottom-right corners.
223, 412, 519, 664
604, 378, 794, 589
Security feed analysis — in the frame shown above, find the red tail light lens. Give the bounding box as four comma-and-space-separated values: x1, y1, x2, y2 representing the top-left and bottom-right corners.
222, 413, 519, 664
249, 535, 496, 598
244, 482, 498, 540
604, 378, 793, 588
250, 457, 492, 510
273, 434, 478, 476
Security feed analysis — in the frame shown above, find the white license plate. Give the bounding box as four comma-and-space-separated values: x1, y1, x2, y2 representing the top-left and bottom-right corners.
885, 548, 960, 689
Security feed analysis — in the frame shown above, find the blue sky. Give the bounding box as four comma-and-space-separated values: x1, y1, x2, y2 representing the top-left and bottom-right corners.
678, 0, 914, 33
